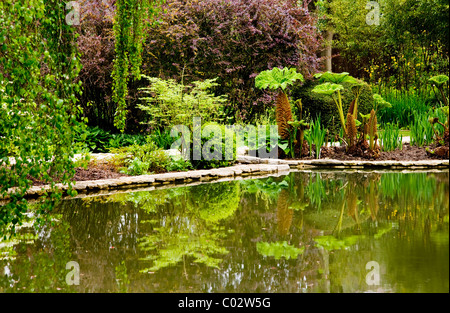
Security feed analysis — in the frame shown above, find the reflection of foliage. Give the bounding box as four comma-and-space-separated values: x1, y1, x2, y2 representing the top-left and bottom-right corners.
190, 182, 241, 223
137, 182, 240, 273
108, 188, 186, 214
240, 177, 289, 200
277, 189, 293, 236
314, 235, 364, 251
138, 225, 229, 272
115, 261, 130, 293
256, 241, 304, 260
306, 173, 327, 209
0, 221, 74, 292
374, 224, 393, 240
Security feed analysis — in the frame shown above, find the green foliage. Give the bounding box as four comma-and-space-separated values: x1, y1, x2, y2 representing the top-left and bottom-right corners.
138, 76, 227, 130
256, 241, 304, 260
314, 72, 358, 84
190, 123, 236, 170
311, 82, 344, 96
240, 177, 289, 200
112, 138, 191, 175
410, 110, 436, 147
429, 75, 449, 87
73, 126, 148, 153
293, 79, 374, 136
372, 94, 392, 112
108, 132, 148, 150
148, 128, 177, 150
380, 123, 403, 152
112, 0, 165, 131
190, 182, 241, 223
0, 0, 82, 237
326, 0, 449, 93
314, 235, 364, 251
305, 117, 327, 159
378, 92, 430, 128
74, 126, 112, 153
255, 67, 304, 91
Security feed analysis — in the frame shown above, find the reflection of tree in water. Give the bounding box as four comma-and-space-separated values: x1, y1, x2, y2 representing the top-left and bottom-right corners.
0, 217, 74, 292
53, 197, 141, 292
138, 181, 241, 275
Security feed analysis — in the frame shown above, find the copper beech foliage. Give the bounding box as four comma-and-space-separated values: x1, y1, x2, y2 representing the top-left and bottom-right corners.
76, 0, 323, 129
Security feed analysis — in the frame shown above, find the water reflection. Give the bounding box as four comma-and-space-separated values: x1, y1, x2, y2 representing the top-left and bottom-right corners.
1, 171, 448, 293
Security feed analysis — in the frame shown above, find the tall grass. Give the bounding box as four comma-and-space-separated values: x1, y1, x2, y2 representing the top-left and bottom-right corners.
410, 107, 447, 147
410, 110, 435, 147
378, 92, 430, 128
380, 123, 403, 151
305, 116, 326, 159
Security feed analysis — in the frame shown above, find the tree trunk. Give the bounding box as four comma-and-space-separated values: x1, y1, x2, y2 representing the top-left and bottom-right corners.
322, 30, 334, 72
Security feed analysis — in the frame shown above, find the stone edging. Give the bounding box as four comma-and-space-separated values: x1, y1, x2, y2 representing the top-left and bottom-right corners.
237, 155, 450, 169
3, 155, 448, 200
18, 163, 291, 199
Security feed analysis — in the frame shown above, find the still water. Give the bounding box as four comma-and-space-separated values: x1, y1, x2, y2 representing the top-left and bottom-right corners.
1, 170, 448, 293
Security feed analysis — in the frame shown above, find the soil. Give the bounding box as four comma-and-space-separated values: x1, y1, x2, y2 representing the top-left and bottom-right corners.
322, 143, 429, 161
29, 163, 129, 186
287, 142, 449, 162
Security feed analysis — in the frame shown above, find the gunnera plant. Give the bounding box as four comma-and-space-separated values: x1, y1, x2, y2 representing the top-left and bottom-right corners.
255, 67, 305, 140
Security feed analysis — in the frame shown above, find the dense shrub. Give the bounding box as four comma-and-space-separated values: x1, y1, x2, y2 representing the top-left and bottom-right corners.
142, 0, 322, 122
190, 123, 236, 169
292, 79, 375, 136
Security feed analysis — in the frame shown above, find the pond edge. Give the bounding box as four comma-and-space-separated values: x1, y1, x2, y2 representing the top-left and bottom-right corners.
3, 156, 448, 201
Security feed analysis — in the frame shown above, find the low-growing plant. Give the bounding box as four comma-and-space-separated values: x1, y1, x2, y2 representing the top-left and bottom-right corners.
149, 128, 178, 150
410, 110, 435, 147
74, 126, 112, 153
306, 116, 327, 159
111, 137, 174, 175
108, 132, 147, 150
380, 123, 403, 152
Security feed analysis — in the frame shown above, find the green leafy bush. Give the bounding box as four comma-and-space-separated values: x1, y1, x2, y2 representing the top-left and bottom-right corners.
292, 79, 374, 136
111, 138, 191, 175
190, 122, 236, 170
138, 76, 227, 130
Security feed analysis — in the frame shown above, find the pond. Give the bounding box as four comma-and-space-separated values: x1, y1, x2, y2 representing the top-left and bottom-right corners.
1, 170, 448, 293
